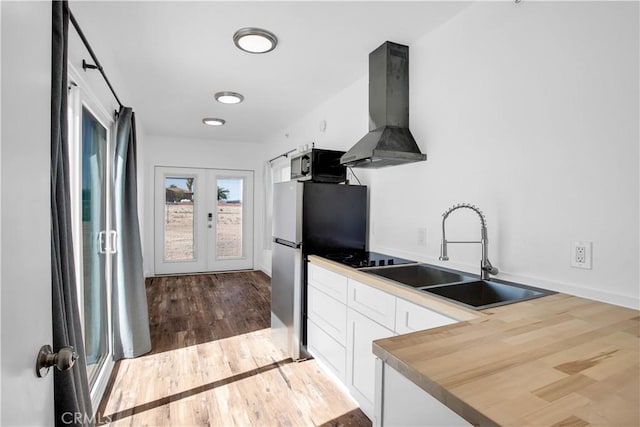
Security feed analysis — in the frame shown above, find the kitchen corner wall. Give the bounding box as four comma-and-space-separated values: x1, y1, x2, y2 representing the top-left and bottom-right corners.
140, 135, 266, 277
265, 2, 639, 308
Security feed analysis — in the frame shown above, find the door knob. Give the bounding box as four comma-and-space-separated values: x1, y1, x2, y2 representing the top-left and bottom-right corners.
35, 345, 77, 378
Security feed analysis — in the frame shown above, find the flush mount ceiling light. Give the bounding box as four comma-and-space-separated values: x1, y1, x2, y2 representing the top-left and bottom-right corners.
233, 27, 278, 54
202, 118, 226, 126
215, 91, 244, 104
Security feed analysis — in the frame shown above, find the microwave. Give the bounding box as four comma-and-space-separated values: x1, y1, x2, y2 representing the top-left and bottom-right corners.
290, 149, 347, 183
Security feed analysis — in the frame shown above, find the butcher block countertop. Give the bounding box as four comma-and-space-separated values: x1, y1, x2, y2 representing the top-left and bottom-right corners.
306, 256, 640, 426
373, 293, 639, 426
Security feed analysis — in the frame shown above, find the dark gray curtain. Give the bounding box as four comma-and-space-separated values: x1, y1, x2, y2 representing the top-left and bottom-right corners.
51, 1, 94, 425
112, 107, 152, 359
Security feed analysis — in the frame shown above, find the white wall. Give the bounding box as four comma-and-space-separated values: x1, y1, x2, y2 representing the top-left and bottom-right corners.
1, 1, 54, 424
141, 135, 266, 276
264, 76, 368, 162
260, 76, 373, 273
263, 1, 639, 308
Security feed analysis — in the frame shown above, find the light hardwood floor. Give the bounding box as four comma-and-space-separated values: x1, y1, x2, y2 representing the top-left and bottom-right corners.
98, 271, 371, 427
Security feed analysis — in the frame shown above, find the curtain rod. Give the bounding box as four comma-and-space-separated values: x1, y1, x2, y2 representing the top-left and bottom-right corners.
69, 9, 124, 111
269, 148, 296, 164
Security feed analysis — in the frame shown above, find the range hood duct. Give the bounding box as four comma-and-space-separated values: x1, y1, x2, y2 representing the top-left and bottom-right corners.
341, 41, 426, 168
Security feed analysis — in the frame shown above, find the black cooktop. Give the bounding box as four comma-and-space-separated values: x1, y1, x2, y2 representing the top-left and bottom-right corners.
322, 251, 415, 269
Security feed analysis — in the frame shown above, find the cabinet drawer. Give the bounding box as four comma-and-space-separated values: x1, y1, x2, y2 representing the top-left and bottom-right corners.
308, 263, 348, 304
308, 284, 347, 345
395, 298, 457, 335
348, 279, 396, 330
307, 319, 346, 382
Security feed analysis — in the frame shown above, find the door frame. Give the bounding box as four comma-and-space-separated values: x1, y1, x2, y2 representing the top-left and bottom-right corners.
154, 166, 255, 275
68, 64, 115, 411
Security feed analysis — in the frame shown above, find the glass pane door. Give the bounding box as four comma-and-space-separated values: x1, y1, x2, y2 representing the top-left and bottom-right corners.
216, 177, 244, 259
81, 106, 108, 385
208, 169, 254, 271
154, 167, 207, 274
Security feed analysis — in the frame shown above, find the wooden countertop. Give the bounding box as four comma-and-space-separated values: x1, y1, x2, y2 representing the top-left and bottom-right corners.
306, 255, 639, 426
374, 293, 640, 426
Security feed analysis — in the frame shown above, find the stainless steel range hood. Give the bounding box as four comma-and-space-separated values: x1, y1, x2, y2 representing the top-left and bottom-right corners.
341, 41, 426, 168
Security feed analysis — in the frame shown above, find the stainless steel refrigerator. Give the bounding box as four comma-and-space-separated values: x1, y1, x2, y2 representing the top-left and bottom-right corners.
271, 181, 367, 360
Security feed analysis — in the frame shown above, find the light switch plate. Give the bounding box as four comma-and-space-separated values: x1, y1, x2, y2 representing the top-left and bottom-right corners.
571, 241, 592, 269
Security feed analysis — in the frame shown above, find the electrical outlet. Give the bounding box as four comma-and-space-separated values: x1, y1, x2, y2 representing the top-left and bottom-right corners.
571, 241, 592, 269
417, 227, 427, 246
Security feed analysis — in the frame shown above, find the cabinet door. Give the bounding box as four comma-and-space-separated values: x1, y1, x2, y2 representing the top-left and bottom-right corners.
308, 262, 348, 304
307, 319, 347, 382
380, 363, 471, 427
395, 298, 457, 335
308, 284, 347, 345
347, 308, 394, 419
348, 278, 396, 330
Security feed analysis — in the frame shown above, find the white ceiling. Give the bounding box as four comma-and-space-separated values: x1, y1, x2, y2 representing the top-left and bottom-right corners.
70, 1, 471, 143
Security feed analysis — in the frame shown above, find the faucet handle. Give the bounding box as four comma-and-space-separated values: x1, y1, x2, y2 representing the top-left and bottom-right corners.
482, 260, 499, 276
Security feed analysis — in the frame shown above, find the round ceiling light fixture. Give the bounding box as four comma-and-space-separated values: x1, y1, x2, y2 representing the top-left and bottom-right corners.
215, 91, 245, 104
202, 118, 226, 126
233, 27, 278, 54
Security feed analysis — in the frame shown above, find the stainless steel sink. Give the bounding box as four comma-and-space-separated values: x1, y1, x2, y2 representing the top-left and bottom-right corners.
364, 264, 470, 288
424, 280, 553, 310
364, 263, 554, 310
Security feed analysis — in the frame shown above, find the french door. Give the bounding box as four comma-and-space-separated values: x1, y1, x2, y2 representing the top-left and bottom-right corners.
154, 167, 254, 274
68, 75, 115, 410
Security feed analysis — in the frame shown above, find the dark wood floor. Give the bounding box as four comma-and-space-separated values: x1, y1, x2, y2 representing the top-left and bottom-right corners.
146, 271, 272, 354
98, 271, 371, 426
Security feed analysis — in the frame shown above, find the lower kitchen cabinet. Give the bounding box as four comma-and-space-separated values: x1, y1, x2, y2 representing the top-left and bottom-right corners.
307, 318, 347, 382
395, 297, 456, 334
307, 260, 465, 425
346, 308, 394, 421
307, 277, 348, 383
375, 360, 471, 427
308, 284, 347, 343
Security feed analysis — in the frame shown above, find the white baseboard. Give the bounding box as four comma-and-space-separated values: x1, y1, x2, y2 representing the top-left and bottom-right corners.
260, 266, 271, 277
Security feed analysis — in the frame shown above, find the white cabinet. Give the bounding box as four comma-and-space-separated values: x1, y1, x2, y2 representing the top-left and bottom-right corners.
308, 284, 347, 344
307, 263, 348, 383
395, 297, 456, 334
348, 278, 396, 330
308, 262, 348, 303
307, 319, 347, 381
376, 361, 472, 427
306, 260, 465, 425
346, 308, 394, 420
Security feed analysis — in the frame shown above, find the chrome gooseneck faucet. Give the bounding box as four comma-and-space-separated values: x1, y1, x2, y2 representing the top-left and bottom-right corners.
439, 203, 499, 280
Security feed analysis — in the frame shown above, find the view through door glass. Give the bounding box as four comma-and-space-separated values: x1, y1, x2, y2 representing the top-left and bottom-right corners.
164, 176, 196, 261
216, 177, 243, 259
81, 106, 108, 385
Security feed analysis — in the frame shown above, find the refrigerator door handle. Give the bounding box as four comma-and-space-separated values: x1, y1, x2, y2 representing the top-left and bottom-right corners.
274, 238, 301, 249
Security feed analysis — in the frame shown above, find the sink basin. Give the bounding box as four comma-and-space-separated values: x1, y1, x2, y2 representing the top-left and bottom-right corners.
364, 262, 554, 310
365, 264, 470, 288
424, 280, 553, 309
